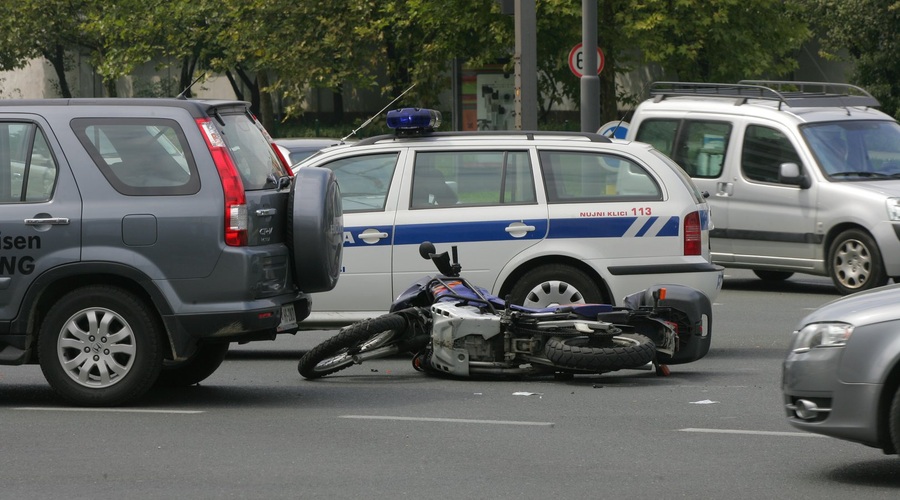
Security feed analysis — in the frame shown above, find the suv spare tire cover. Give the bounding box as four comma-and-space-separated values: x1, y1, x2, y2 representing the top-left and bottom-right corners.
289, 167, 343, 293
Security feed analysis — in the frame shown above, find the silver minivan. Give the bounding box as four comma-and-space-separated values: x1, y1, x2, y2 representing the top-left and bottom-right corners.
628, 81, 900, 294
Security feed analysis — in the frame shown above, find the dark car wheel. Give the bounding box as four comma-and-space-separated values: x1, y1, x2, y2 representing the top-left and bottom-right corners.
155, 342, 230, 387
37, 285, 164, 406
288, 166, 343, 293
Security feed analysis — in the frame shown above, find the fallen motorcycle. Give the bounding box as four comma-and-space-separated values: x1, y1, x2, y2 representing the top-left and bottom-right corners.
298, 242, 712, 380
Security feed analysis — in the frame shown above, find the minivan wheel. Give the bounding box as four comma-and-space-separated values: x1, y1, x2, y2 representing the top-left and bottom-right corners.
288, 167, 343, 293
753, 270, 794, 282
37, 286, 163, 406
509, 264, 606, 308
828, 229, 888, 295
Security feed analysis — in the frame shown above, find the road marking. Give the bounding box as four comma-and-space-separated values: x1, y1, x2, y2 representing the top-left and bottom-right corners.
14, 407, 204, 414
679, 427, 826, 437
341, 415, 554, 427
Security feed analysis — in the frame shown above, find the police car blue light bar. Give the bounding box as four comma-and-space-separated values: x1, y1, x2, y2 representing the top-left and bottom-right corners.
386, 108, 442, 132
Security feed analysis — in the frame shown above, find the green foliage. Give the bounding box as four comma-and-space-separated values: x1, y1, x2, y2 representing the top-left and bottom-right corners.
800, 0, 900, 119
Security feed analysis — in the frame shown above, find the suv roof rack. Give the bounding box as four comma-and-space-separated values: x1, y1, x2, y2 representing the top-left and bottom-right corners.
649, 81, 880, 110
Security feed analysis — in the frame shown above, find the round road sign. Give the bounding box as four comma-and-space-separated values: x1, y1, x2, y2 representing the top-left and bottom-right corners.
568, 43, 604, 78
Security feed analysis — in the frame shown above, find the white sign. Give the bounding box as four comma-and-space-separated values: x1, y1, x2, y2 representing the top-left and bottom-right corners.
568, 43, 605, 78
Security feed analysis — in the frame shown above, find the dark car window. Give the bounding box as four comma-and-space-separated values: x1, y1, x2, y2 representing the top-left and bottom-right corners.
0, 122, 58, 203
72, 118, 199, 196
636, 118, 731, 178
216, 113, 288, 190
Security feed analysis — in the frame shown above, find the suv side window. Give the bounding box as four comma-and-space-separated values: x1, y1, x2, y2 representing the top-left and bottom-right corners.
539, 150, 662, 201
411, 151, 535, 209
320, 153, 399, 213
741, 125, 802, 184
0, 123, 58, 203
635, 119, 731, 178
72, 118, 200, 196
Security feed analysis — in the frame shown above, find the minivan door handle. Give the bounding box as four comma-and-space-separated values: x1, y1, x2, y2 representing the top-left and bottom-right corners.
715, 182, 733, 197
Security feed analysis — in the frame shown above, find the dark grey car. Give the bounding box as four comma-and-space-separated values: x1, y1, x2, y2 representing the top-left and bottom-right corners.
0, 98, 342, 406
783, 284, 900, 455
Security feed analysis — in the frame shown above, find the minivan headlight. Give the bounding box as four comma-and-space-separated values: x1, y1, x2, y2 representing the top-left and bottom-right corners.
791, 322, 853, 352
887, 198, 900, 221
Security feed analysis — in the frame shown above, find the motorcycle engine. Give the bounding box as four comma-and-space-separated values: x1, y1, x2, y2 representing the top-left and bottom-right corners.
429, 302, 502, 376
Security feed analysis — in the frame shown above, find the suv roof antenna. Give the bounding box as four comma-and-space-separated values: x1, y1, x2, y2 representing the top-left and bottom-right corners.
176, 73, 207, 100
341, 83, 416, 142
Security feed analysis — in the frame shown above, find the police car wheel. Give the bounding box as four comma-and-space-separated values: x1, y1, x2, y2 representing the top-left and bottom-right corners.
509, 264, 606, 308
37, 285, 164, 406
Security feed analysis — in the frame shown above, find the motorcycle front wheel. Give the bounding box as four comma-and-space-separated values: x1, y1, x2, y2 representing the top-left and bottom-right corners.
544, 333, 655, 372
298, 313, 409, 379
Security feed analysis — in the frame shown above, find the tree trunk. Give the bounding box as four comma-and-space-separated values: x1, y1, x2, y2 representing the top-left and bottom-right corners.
257, 70, 275, 132
43, 44, 72, 98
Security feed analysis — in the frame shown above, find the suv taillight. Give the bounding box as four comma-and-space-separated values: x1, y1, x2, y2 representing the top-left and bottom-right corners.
197, 118, 248, 246
684, 211, 701, 256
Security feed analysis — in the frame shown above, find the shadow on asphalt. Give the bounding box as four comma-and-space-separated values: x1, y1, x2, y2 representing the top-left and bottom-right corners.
722, 276, 841, 296
824, 458, 900, 486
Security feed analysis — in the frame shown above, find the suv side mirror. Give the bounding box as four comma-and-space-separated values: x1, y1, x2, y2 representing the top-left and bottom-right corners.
779, 162, 811, 189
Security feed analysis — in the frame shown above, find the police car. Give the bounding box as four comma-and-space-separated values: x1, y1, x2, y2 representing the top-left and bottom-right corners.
294, 108, 723, 328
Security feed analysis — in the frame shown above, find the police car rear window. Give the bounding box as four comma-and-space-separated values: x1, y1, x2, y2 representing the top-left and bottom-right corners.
539, 151, 662, 202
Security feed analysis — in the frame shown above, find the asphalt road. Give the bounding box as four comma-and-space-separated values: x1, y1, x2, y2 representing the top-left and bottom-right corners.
2, 269, 899, 499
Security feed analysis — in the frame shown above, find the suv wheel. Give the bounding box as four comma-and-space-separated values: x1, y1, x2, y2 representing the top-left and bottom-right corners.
155, 342, 230, 387
37, 286, 163, 406
509, 264, 605, 308
828, 229, 888, 294
289, 167, 343, 293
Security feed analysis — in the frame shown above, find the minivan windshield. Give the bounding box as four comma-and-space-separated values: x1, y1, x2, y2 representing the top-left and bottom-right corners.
802, 120, 900, 179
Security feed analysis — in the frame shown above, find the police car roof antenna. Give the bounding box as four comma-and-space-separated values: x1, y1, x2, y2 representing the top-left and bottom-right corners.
341, 83, 416, 143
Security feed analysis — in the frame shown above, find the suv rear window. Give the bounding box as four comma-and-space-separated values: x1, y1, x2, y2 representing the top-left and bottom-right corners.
72, 118, 200, 196
216, 113, 288, 190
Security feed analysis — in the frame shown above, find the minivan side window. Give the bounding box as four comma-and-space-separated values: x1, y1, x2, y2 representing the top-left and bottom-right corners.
320, 153, 399, 213
539, 151, 662, 202
72, 118, 200, 196
0, 123, 58, 203
741, 125, 802, 184
411, 151, 535, 209
635, 119, 731, 178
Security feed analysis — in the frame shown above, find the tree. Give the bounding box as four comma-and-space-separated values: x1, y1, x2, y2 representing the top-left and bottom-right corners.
799, 0, 900, 119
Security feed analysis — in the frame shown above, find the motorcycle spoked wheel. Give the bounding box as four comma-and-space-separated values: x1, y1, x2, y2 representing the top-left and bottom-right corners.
544, 333, 655, 372
298, 313, 408, 379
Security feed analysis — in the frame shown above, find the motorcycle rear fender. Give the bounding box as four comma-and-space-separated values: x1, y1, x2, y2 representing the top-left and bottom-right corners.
623, 284, 712, 365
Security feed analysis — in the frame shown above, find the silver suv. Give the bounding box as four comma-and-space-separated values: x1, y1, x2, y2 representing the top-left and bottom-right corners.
0, 98, 342, 405
628, 81, 900, 294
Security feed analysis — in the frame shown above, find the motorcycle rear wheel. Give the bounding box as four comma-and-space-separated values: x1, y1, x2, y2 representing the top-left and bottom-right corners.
544, 333, 655, 372
298, 313, 408, 379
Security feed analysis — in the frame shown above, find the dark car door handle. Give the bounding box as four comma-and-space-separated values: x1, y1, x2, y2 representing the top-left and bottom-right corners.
24, 217, 70, 225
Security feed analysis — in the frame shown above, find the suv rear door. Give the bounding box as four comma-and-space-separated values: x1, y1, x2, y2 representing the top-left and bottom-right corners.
0, 117, 81, 331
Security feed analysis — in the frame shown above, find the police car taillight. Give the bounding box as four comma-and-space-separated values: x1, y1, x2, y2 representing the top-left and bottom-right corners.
684, 211, 701, 256
386, 108, 442, 134
196, 118, 248, 246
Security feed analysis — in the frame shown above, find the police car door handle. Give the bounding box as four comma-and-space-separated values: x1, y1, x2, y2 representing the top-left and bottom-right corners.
25, 217, 70, 225
357, 231, 388, 239
505, 223, 536, 232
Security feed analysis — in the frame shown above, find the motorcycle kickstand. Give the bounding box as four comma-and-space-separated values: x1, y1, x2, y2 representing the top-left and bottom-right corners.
654, 360, 671, 377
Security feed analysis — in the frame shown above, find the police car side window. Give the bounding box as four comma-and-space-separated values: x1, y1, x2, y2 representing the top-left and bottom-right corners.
741, 125, 802, 184
321, 153, 399, 213
0, 123, 58, 203
411, 151, 535, 209
539, 151, 662, 202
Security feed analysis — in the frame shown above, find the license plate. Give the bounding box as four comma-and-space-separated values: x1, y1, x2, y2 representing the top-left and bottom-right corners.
277, 304, 298, 332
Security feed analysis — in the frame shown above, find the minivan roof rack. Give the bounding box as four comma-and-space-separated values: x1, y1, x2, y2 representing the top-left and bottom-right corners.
649, 81, 880, 110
